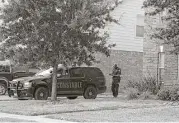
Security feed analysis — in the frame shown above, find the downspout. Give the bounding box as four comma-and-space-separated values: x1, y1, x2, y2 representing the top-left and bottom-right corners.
157, 52, 159, 86
177, 54, 179, 82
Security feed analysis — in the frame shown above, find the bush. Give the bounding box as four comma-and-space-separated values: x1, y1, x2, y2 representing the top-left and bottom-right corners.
126, 88, 139, 100
139, 91, 157, 100
157, 87, 179, 101
127, 77, 179, 101
157, 88, 170, 100
143, 77, 159, 95
127, 76, 159, 95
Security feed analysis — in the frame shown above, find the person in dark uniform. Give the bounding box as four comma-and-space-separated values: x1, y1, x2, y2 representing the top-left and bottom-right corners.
111, 64, 121, 97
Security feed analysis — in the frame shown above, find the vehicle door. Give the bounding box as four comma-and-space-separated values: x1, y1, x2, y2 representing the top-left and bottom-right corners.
69, 68, 85, 94
56, 69, 71, 95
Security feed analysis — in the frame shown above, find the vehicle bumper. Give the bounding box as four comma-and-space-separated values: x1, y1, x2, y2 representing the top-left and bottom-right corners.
8, 87, 33, 100
98, 86, 107, 94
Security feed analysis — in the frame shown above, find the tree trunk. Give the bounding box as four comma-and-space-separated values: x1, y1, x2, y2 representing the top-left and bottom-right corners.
51, 60, 58, 101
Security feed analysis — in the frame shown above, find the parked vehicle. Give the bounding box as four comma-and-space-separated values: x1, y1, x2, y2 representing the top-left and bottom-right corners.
8, 66, 106, 100
0, 60, 37, 95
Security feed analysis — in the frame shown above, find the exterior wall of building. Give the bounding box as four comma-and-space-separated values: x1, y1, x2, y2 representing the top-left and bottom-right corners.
163, 45, 178, 85
143, 26, 159, 77
143, 39, 179, 85
94, 50, 143, 91
143, 9, 179, 86
106, 0, 144, 52
94, 0, 145, 91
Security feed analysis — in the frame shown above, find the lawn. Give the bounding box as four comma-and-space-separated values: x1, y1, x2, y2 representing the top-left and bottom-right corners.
0, 94, 169, 116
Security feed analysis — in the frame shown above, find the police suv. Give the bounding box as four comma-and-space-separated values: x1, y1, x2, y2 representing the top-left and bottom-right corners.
8, 66, 106, 100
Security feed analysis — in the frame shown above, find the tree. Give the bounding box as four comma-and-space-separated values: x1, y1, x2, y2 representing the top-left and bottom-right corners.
143, 0, 179, 53
0, 0, 120, 101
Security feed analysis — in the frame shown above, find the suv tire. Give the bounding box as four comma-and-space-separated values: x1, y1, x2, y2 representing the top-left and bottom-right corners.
0, 83, 6, 95
67, 96, 78, 100
83, 86, 97, 99
34, 87, 48, 100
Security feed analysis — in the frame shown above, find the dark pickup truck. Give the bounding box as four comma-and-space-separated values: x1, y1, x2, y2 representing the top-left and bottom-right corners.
0, 61, 37, 95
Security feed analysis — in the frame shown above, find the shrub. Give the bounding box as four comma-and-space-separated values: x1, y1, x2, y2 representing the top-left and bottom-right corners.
143, 77, 159, 95
127, 76, 159, 95
157, 88, 170, 100
126, 88, 139, 100
139, 91, 157, 100
157, 86, 179, 101
168, 87, 179, 101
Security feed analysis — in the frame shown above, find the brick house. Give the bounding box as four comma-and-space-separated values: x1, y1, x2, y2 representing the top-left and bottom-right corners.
94, 0, 145, 90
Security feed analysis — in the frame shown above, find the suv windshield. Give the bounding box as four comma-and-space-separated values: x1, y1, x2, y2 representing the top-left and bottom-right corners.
35, 64, 67, 77
35, 68, 53, 77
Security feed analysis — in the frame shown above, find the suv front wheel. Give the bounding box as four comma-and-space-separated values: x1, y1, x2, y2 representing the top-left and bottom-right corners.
83, 86, 97, 99
34, 87, 48, 100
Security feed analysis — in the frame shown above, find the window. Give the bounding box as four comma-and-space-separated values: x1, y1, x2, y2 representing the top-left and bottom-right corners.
0, 65, 10, 72
57, 69, 63, 75
57, 68, 68, 77
70, 68, 84, 77
136, 14, 144, 37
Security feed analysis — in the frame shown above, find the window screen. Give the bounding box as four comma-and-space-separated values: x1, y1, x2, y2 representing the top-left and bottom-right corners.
136, 25, 144, 37
136, 14, 144, 37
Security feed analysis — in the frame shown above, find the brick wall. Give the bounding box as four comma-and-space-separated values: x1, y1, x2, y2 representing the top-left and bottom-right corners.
93, 50, 143, 91
143, 43, 179, 85
163, 45, 178, 85
143, 35, 159, 77
143, 12, 161, 78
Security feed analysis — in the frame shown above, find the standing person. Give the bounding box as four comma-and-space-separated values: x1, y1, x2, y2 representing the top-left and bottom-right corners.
111, 64, 121, 97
